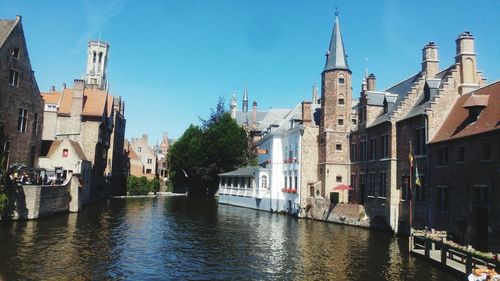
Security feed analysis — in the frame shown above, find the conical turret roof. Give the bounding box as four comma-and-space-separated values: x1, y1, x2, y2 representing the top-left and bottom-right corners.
324, 14, 350, 72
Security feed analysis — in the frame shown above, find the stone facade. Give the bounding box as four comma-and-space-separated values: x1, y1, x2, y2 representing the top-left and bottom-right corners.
105, 96, 127, 195
0, 16, 44, 171
127, 134, 157, 180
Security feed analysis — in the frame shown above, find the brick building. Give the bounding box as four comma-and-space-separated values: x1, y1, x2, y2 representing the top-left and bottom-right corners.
0, 16, 44, 171
427, 81, 500, 252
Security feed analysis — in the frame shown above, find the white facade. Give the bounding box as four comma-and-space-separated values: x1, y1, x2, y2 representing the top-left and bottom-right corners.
219, 102, 319, 215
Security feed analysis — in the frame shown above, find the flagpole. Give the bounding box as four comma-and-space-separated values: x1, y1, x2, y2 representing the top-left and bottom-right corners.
409, 141, 413, 235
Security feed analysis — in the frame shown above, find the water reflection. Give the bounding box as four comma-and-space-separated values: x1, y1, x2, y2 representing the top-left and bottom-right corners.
0, 196, 457, 280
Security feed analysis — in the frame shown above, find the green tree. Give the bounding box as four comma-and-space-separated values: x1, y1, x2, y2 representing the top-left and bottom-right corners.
168, 98, 255, 196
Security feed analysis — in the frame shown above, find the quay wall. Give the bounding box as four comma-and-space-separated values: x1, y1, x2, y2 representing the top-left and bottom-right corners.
1, 174, 106, 220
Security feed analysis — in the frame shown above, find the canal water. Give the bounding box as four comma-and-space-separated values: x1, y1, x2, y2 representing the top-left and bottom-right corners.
0, 196, 458, 280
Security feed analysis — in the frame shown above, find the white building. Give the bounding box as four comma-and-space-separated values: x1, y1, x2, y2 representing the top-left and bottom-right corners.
218, 101, 321, 215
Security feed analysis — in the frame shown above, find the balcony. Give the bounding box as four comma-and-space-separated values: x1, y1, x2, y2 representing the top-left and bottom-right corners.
218, 186, 269, 199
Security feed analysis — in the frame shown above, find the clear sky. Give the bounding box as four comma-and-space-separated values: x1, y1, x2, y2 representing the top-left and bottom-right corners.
2, 0, 499, 143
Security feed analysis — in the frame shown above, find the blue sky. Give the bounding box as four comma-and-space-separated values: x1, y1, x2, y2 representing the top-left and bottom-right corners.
2, 0, 499, 143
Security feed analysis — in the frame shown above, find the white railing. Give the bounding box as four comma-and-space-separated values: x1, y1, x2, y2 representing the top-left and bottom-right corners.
218, 186, 270, 198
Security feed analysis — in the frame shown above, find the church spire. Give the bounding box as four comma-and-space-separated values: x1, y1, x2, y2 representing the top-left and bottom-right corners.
242, 88, 249, 113
324, 12, 350, 72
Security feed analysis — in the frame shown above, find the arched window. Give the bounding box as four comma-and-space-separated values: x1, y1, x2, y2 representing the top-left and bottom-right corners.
63, 149, 69, 157
338, 94, 345, 105
338, 74, 345, 85
261, 175, 268, 189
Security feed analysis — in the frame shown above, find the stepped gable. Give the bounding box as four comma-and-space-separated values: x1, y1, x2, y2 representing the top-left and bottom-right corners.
430, 81, 500, 144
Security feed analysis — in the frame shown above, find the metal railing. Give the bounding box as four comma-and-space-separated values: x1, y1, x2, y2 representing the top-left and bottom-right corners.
218, 186, 269, 198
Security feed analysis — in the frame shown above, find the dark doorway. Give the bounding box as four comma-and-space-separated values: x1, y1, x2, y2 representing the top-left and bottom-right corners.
474, 207, 488, 251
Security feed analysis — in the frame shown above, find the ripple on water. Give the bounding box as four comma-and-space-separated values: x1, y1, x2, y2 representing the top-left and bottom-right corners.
0, 197, 459, 281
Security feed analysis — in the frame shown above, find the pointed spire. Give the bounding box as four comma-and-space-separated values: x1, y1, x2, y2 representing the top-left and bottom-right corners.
312, 83, 318, 104
324, 12, 350, 72
242, 88, 249, 113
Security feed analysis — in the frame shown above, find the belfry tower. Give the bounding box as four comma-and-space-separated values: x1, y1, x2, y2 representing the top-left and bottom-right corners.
86, 40, 109, 90
318, 12, 352, 202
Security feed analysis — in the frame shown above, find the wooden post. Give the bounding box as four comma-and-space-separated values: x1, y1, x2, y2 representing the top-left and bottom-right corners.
466, 253, 473, 275
425, 238, 430, 258
441, 244, 447, 266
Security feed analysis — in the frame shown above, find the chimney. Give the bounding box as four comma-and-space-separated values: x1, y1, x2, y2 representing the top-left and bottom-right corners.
367, 74, 376, 91
252, 101, 257, 127
422, 41, 439, 77
455, 30, 478, 93
121, 101, 125, 115
62, 83, 66, 89
143, 134, 148, 143
302, 101, 312, 127
50, 85, 55, 92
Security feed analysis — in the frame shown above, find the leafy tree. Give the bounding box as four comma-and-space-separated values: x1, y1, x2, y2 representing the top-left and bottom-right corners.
168, 98, 255, 197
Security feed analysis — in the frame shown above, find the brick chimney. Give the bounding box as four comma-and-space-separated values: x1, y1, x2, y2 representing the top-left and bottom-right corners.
252, 101, 257, 127
302, 101, 312, 126
422, 41, 439, 77
367, 74, 376, 91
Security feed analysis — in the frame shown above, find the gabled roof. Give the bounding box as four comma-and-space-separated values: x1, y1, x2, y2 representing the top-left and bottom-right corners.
430, 81, 500, 144
219, 166, 259, 177
368, 72, 423, 128
82, 88, 109, 117
39, 139, 87, 160
324, 15, 349, 72
0, 17, 18, 48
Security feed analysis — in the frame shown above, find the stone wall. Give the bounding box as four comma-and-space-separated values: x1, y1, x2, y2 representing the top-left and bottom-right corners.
2, 174, 89, 220
304, 198, 370, 228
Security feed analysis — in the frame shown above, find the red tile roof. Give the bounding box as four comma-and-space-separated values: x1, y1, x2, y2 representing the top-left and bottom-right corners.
41, 92, 62, 105
41, 87, 109, 117
430, 81, 500, 144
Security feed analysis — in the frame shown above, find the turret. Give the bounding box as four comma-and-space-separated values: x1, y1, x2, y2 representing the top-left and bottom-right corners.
86, 40, 109, 90
230, 93, 237, 118
242, 88, 249, 113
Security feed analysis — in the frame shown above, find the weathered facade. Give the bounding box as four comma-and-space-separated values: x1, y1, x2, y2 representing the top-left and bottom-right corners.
427, 81, 500, 252
0, 16, 44, 171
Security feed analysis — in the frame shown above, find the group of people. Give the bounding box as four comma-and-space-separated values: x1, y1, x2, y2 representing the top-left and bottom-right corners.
469, 268, 498, 281
5, 172, 61, 186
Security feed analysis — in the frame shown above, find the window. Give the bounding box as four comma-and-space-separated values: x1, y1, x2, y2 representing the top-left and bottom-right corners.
456, 146, 465, 163
336, 144, 342, 151
367, 173, 376, 196
284, 174, 287, 187
9, 69, 19, 87
309, 185, 314, 197
338, 75, 345, 85
138, 147, 142, 152
338, 98, 345, 105
261, 175, 268, 189
147, 158, 152, 164
415, 127, 426, 155
379, 172, 387, 198
47, 104, 57, 112
32, 113, 39, 136
415, 176, 426, 202
17, 108, 28, 132
294, 173, 298, 189
350, 143, 357, 162
359, 174, 366, 198
369, 138, 377, 160
352, 118, 357, 125
473, 185, 489, 205
12, 47, 20, 59
360, 141, 367, 161
381, 135, 389, 158
146, 168, 152, 174
435, 186, 448, 211
338, 118, 344, 126
437, 147, 449, 166
63, 149, 69, 157
93, 51, 96, 63
336, 176, 342, 183
481, 142, 492, 161
401, 176, 410, 200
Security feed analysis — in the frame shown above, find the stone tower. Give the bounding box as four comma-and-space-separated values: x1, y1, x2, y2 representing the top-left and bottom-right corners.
318, 13, 352, 201
86, 40, 109, 90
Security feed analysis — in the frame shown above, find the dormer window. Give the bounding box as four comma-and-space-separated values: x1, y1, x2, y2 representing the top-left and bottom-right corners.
12, 47, 20, 59
463, 94, 488, 124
